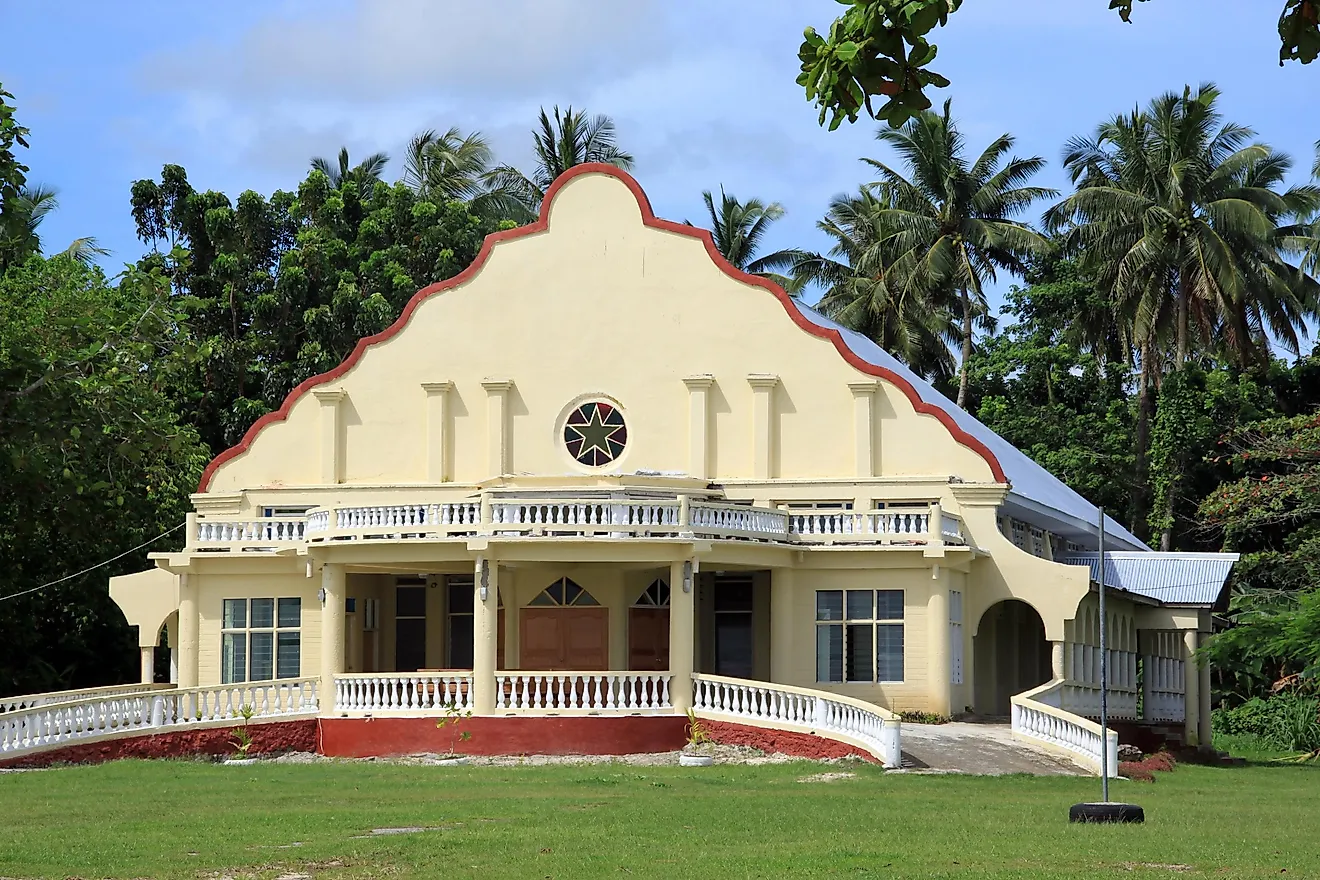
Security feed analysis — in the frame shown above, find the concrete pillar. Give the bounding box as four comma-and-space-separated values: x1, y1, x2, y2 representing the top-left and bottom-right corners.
669, 558, 697, 712
165, 613, 179, 684
1183, 629, 1201, 746
320, 563, 346, 713
747, 374, 779, 479
140, 646, 155, 684
1051, 641, 1066, 681
177, 574, 199, 689
682, 376, 714, 480
312, 389, 345, 484
472, 558, 500, 714
926, 574, 951, 716
421, 381, 454, 482
1198, 633, 1212, 746
770, 568, 795, 683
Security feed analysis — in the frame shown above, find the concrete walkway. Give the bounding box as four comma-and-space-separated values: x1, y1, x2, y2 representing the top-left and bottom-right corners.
897, 722, 1088, 776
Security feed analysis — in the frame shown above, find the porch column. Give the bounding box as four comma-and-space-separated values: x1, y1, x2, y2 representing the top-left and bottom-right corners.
1051, 641, 1066, 681
1183, 629, 1201, 746
1197, 632, 1212, 747
177, 574, 199, 689
669, 558, 697, 712
926, 569, 951, 716
320, 563, 346, 713
472, 557, 500, 714
165, 613, 179, 684
770, 568, 795, 683
140, 647, 155, 685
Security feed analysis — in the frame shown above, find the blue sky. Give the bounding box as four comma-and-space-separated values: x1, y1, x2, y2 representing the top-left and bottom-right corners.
5, 0, 1318, 313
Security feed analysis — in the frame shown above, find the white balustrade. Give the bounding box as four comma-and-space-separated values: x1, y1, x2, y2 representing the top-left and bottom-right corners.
495, 672, 672, 713
0, 679, 319, 758
1, 682, 173, 714
1011, 680, 1118, 777
691, 673, 901, 768
1141, 653, 1186, 722
193, 518, 306, 546
688, 502, 789, 540
334, 673, 472, 713
490, 499, 680, 536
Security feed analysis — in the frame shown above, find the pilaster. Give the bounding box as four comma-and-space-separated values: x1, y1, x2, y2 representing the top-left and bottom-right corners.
312, 388, 346, 484
421, 381, 454, 482
682, 375, 715, 480
481, 379, 514, 478
848, 381, 879, 478
747, 374, 780, 480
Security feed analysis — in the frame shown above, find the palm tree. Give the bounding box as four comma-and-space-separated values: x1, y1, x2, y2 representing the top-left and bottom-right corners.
310, 147, 390, 190
401, 127, 493, 202
689, 187, 807, 291
483, 106, 634, 218
1047, 84, 1320, 370
863, 101, 1056, 407
788, 187, 961, 382
0, 184, 108, 269
1048, 83, 1320, 548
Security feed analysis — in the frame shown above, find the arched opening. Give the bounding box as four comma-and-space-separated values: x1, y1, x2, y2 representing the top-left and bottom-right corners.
973, 599, 1052, 717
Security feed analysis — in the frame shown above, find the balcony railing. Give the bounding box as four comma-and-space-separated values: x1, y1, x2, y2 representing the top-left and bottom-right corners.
191, 494, 965, 550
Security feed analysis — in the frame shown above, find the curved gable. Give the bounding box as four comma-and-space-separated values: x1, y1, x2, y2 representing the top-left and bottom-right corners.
198, 164, 1005, 493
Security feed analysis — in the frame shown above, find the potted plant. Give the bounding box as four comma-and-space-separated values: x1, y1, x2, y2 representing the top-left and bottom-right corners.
224, 704, 258, 766
434, 701, 474, 765
679, 709, 715, 767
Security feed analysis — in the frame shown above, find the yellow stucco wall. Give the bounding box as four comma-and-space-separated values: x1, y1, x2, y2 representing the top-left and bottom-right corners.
204, 170, 995, 498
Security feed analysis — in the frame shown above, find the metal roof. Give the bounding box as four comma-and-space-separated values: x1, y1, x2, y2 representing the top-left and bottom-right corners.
1061, 552, 1240, 606
796, 304, 1148, 550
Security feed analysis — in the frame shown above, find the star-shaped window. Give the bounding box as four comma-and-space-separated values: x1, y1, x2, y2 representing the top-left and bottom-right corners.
564, 402, 627, 467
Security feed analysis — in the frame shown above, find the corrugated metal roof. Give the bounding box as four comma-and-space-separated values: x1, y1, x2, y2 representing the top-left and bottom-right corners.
796, 304, 1148, 550
1061, 552, 1240, 606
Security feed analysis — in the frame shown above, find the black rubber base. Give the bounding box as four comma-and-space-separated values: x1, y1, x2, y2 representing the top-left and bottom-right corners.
1069, 802, 1145, 824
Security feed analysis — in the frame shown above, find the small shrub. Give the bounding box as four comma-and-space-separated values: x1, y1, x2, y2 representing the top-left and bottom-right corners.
898, 710, 949, 725
1119, 761, 1154, 782
1119, 750, 1176, 781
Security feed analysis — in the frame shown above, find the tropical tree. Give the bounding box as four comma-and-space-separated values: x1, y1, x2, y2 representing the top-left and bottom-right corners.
484, 106, 633, 218
310, 146, 390, 190
1, 185, 108, 267
1047, 84, 1320, 547
789, 187, 959, 382
690, 187, 806, 292
862, 101, 1055, 406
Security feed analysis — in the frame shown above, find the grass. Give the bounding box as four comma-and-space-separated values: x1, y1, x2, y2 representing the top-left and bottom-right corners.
0, 754, 1316, 879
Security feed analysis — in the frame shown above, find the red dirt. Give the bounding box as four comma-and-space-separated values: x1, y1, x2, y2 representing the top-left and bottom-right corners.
700, 719, 878, 763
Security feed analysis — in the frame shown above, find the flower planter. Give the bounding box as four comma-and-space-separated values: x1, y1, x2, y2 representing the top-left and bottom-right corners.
679, 754, 714, 767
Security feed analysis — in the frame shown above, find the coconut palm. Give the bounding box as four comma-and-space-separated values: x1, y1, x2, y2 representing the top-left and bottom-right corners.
401, 127, 492, 201
483, 106, 633, 218
689, 187, 807, 292
310, 147, 390, 190
788, 187, 961, 382
863, 101, 1056, 407
0, 184, 108, 269
1047, 84, 1320, 370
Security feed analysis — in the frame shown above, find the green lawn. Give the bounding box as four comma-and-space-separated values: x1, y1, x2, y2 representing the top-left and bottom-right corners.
0, 753, 1315, 879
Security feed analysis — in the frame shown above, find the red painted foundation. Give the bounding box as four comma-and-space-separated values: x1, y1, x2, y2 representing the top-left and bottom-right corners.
0, 715, 875, 768
0, 720, 317, 770
701, 719, 877, 762
319, 715, 688, 758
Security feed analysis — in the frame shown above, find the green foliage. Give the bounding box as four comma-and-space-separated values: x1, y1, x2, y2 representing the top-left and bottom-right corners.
685, 709, 713, 746
1213, 693, 1320, 755
803, 3, 1320, 129
229, 703, 256, 758
798, 1, 959, 129
0, 256, 206, 692
130, 164, 506, 453
435, 700, 474, 755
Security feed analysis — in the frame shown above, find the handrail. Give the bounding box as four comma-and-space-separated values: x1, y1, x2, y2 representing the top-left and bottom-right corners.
334, 672, 472, 713
0, 678, 319, 757
1, 682, 175, 714
691, 673, 901, 768
494, 671, 672, 713
1010, 679, 1118, 777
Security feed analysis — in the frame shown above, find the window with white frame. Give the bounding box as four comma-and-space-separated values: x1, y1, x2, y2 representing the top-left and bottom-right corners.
949, 590, 964, 685
815, 589, 904, 683
222, 597, 301, 683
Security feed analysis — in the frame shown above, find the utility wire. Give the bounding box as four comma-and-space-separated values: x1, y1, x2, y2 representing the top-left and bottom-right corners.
0, 522, 184, 604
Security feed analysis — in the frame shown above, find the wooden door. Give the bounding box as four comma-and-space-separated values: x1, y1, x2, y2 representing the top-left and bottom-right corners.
519, 607, 608, 670
629, 608, 670, 670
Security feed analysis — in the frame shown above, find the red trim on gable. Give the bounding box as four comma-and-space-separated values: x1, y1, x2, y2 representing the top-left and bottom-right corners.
197, 163, 1005, 492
